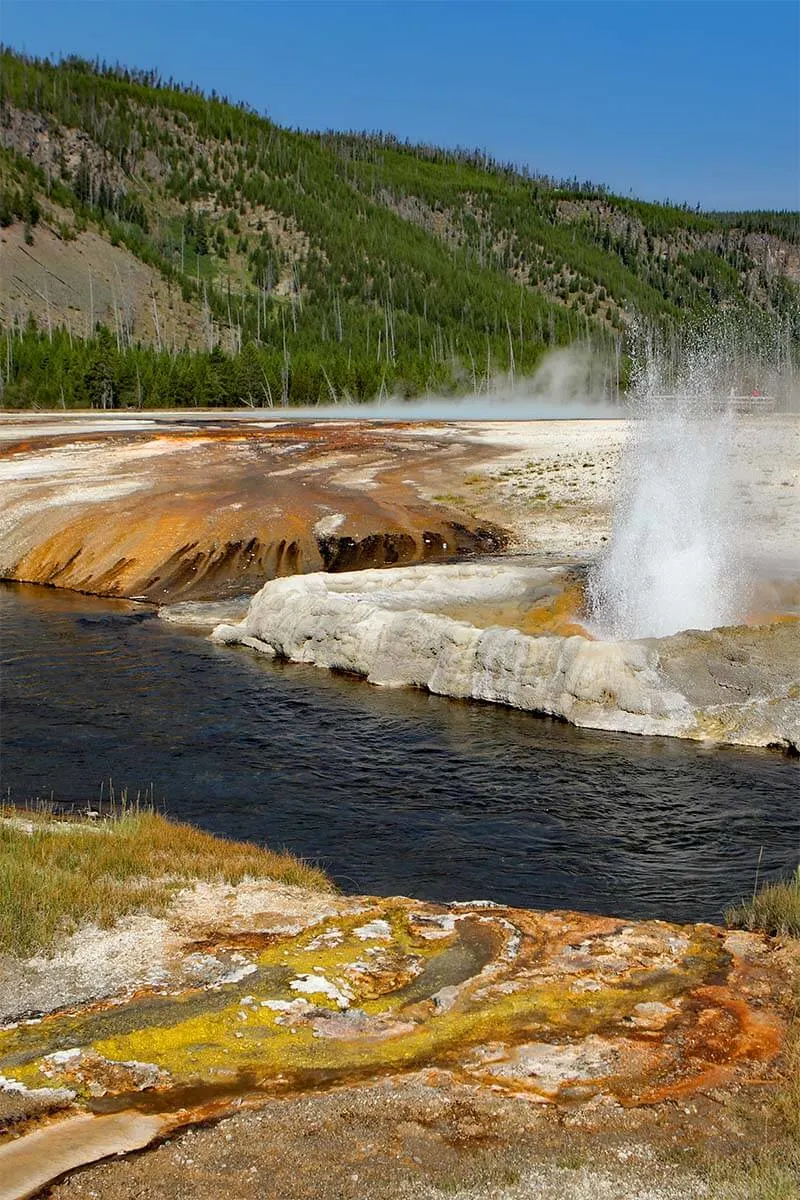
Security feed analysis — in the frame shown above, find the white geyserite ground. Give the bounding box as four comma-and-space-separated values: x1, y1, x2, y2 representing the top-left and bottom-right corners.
209, 559, 798, 750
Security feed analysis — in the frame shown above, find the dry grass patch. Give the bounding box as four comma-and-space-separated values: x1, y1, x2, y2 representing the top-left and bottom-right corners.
0, 810, 332, 959
726, 867, 800, 938
707, 1029, 800, 1200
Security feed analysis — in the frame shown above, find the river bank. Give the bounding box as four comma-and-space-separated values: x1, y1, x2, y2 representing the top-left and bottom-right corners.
0, 811, 797, 1200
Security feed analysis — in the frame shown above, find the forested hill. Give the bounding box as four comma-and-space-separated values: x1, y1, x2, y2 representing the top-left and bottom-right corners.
1, 49, 798, 408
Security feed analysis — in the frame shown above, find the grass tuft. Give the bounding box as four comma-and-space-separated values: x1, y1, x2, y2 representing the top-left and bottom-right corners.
725, 867, 800, 938
0, 808, 332, 959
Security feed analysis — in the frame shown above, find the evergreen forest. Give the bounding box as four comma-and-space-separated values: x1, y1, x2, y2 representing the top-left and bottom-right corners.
1, 49, 798, 409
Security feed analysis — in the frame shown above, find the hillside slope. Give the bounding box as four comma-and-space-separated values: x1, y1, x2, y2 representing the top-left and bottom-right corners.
1, 50, 798, 408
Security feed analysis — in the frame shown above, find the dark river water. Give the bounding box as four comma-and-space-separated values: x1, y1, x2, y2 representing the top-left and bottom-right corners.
1, 581, 797, 924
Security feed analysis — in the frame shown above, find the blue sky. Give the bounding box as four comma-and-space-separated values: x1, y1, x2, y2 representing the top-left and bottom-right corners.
2, 0, 798, 210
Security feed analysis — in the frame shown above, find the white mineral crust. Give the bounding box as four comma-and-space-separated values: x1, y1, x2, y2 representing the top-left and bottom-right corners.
212, 562, 798, 750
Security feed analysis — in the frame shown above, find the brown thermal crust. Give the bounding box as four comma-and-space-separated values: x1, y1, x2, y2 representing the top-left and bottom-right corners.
0, 423, 507, 602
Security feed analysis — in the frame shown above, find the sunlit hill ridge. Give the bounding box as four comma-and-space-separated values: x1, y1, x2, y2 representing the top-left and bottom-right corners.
0, 48, 798, 408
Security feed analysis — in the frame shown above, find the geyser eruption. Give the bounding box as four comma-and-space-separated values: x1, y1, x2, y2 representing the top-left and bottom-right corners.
588, 324, 751, 640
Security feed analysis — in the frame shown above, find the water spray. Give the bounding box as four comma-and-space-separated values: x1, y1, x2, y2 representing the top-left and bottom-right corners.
588, 320, 753, 640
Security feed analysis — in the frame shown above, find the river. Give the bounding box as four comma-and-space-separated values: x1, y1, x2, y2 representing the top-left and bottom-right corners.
1, 581, 797, 923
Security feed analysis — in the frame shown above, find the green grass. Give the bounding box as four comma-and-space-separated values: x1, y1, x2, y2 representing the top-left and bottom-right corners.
0, 808, 332, 959
725, 867, 800, 938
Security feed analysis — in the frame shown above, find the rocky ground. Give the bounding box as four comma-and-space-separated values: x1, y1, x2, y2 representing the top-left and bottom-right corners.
36, 1077, 741, 1200
0, 849, 797, 1200
0, 216, 210, 353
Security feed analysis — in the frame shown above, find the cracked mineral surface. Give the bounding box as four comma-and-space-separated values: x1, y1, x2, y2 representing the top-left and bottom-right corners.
0, 876, 796, 1198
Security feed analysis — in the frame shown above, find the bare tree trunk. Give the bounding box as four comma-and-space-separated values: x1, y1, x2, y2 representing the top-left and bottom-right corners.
152, 294, 163, 352
281, 306, 289, 405
468, 344, 477, 394
321, 364, 338, 404
506, 315, 515, 389
260, 366, 273, 408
